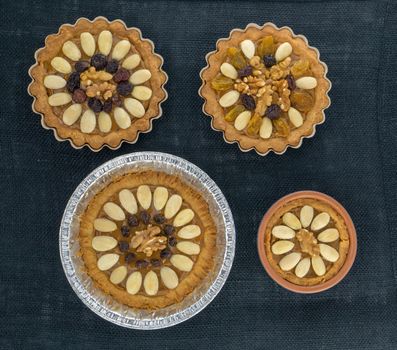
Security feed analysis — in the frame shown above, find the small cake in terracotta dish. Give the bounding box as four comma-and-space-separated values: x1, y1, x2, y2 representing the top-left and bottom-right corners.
79, 170, 217, 309
28, 17, 168, 151
199, 23, 331, 155
257, 191, 356, 293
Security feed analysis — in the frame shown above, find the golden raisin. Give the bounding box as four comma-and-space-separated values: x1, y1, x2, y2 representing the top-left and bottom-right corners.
227, 47, 247, 70
290, 91, 314, 112
246, 113, 262, 136
211, 75, 234, 91
224, 105, 245, 122
273, 118, 290, 137
290, 59, 310, 78
256, 36, 275, 56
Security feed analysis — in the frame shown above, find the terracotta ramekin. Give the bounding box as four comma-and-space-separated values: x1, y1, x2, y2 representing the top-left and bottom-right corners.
257, 191, 357, 293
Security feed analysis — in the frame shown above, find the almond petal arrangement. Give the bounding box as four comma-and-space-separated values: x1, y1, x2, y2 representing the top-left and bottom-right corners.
28, 17, 168, 151
199, 23, 331, 155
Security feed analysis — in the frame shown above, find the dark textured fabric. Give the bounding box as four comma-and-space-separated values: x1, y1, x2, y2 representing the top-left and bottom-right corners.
1, 0, 397, 349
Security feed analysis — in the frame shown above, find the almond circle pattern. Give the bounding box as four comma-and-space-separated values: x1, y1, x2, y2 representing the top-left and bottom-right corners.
122, 54, 141, 70
62, 41, 81, 61
110, 266, 127, 284
143, 271, 159, 296
160, 267, 179, 289
317, 228, 340, 243
311, 256, 326, 276
118, 189, 138, 214
98, 30, 113, 55
94, 218, 117, 232
80, 109, 96, 133
153, 187, 169, 211
80, 32, 96, 56
113, 107, 131, 129
129, 69, 152, 85
136, 185, 152, 209
177, 225, 201, 239
300, 205, 314, 228
62, 104, 82, 126
295, 257, 311, 278
112, 40, 131, 60
50, 57, 72, 74
311, 212, 330, 231
98, 111, 112, 133
91, 236, 118, 252
279, 252, 301, 271
176, 241, 201, 255
124, 98, 145, 118
126, 271, 142, 295
170, 254, 194, 272
103, 202, 125, 221
319, 244, 340, 262
271, 225, 296, 239
173, 209, 194, 227
48, 92, 72, 106
97, 253, 119, 271
219, 90, 240, 108
271, 240, 295, 255
131, 86, 152, 101
164, 194, 183, 219
44, 75, 67, 89
282, 212, 302, 230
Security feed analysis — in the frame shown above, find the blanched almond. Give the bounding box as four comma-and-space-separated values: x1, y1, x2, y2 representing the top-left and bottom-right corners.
136, 185, 152, 209
164, 194, 182, 219
153, 187, 168, 211
103, 202, 125, 221
311, 212, 330, 231
173, 209, 194, 227
80, 32, 96, 56
62, 41, 81, 61
312, 256, 326, 276
80, 109, 96, 133
144, 271, 159, 296
91, 236, 118, 252
300, 205, 314, 228
97, 253, 119, 271
271, 240, 294, 255
279, 252, 301, 271
259, 117, 272, 139
160, 267, 179, 289
170, 254, 193, 272
51, 57, 72, 74
98, 111, 112, 133
240, 39, 255, 59
98, 30, 112, 55
44, 75, 67, 89
275, 42, 292, 62
234, 111, 251, 131
110, 266, 127, 284
271, 225, 295, 239
219, 90, 239, 108
295, 77, 317, 90
112, 40, 131, 60
176, 241, 200, 255
295, 257, 311, 278
317, 228, 340, 243
114, 107, 131, 129
62, 104, 82, 126
131, 86, 152, 101
122, 54, 141, 70
118, 189, 138, 214
124, 98, 145, 118
177, 225, 201, 239
288, 107, 303, 127
129, 69, 151, 85
282, 212, 302, 230
220, 62, 238, 79
126, 271, 142, 295
48, 92, 72, 106
94, 218, 117, 232
319, 244, 339, 262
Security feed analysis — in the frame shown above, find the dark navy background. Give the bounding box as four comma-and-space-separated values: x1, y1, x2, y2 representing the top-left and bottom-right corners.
1, 0, 397, 349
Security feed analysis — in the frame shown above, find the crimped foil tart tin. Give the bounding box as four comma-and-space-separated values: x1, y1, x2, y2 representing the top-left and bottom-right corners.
199, 22, 332, 156
59, 152, 235, 329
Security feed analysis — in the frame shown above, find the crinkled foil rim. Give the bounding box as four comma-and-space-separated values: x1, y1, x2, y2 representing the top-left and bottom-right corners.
59, 152, 235, 329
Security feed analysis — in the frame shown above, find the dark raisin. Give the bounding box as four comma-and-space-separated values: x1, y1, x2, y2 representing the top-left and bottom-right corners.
238, 65, 253, 78
140, 211, 150, 225
136, 260, 149, 269
153, 214, 166, 224
163, 224, 175, 236
75, 60, 90, 73
72, 88, 86, 103
265, 104, 282, 120
120, 225, 130, 237
118, 241, 129, 252
128, 215, 139, 227
168, 236, 177, 247
263, 55, 276, 68
102, 99, 112, 113
66, 72, 80, 93
241, 94, 256, 110
150, 259, 161, 267
106, 59, 119, 74
117, 81, 133, 96
87, 98, 103, 113
125, 252, 135, 263
160, 249, 172, 259
90, 54, 107, 70
113, 68, 130, 83
286, 74, 296, 90
112, 94, 123, 107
